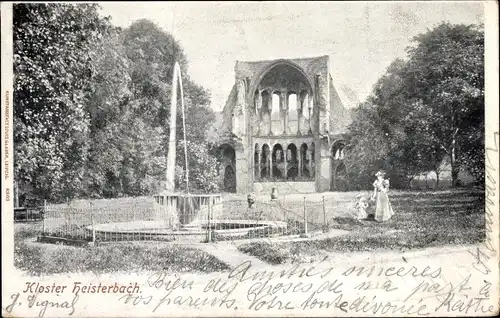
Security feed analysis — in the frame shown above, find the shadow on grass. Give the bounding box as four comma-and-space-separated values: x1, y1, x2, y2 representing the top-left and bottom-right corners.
14, 224, 230, 276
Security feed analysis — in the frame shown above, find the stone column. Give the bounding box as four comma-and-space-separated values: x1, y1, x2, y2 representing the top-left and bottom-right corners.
316, 141, 332, 192
235, 148, 248, 193
255, 149, 261, 180
268, 149, 273, 179
283, 147, 288, 179
297, 95, 302, 135
298, 149, 302, 178
268, 92, 273, 135
311, 148, 316, 178
282, 91, 287, 134
308, 92, 313, 134
260, 151, 265, 180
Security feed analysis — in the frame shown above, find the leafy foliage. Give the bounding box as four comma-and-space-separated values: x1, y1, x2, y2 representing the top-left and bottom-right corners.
14, 4, 218, 203
344, 102, 389, 189
14, 3, 112, 202
175, 141, 220, 194
344, 23, 484, 189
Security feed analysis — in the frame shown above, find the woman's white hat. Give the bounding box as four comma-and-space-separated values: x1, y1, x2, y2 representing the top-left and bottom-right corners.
375, 171, 385, 177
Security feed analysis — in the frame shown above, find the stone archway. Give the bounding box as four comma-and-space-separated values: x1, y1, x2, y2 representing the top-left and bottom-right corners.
286, 143, 298, 180
300, 143, 310, 178
250, 62, 314, 137
272, 144, 284, 181
331, 141, 346, 191
248, 60, 315, 102
217, 144, 236, 193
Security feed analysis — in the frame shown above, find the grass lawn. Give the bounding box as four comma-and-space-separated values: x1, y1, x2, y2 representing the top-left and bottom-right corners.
14, 223, 230, 276
237, 189, 485, 265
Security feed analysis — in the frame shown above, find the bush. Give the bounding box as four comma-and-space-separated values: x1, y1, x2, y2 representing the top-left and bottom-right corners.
238, 242, 290, 265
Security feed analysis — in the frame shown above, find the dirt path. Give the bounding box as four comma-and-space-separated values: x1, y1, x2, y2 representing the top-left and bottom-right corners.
196, 242, 269, 269
189, 228, 351, 269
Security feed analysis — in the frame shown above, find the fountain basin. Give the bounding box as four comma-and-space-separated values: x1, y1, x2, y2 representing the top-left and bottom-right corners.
87, 219, 287, 242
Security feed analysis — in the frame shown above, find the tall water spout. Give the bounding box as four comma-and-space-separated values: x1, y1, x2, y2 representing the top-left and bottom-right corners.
165, 62, 185, 193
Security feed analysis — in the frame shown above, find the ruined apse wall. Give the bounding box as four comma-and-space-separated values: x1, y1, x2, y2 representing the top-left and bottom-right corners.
220, 85, 237, 134
221, 56, 350, 193
329, 76, 352, 136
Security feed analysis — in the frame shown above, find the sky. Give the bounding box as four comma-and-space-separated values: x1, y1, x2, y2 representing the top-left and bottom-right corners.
99, 1, 484, 111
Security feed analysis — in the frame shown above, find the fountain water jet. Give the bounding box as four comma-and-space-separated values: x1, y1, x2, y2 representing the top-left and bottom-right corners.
154, 61, 222, 231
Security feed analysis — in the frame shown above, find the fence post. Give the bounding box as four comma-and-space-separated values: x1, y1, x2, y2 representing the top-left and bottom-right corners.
322, 196, 327, 232
207, 198, 212, 243
301, 196, 308, 238
90, 203, 96, 245
42, 199, 46, 235
170, 196, 175, 229
68, 207, 72, 239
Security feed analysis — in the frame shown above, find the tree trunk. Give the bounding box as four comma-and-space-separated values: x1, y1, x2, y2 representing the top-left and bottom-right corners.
435, 170, 440, 189
408, 177, 414, 190
450, 128, 460, 187
451, 166, 459, 187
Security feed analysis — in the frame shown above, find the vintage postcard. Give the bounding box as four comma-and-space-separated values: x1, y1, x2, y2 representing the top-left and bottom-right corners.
2, 1, 499, 317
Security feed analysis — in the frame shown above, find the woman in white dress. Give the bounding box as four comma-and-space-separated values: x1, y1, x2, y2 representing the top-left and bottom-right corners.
371, 171, 394, 222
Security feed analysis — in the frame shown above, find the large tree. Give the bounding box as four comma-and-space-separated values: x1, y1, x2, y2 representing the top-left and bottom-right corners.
345, 22, 484, 189
403, 23, 484, 186
82, 27, 133, 198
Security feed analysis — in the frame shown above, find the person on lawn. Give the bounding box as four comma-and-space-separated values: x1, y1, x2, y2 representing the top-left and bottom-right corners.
371, 171, 394, 222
